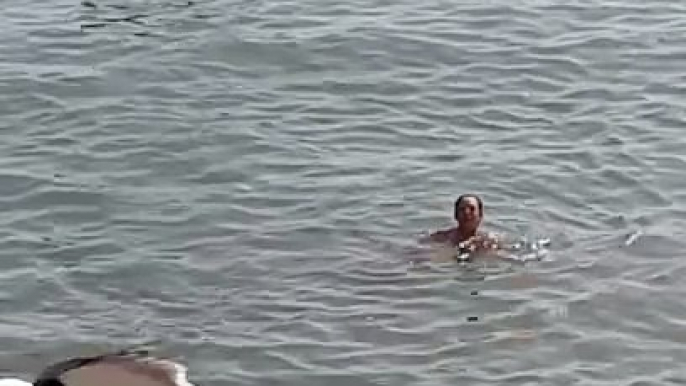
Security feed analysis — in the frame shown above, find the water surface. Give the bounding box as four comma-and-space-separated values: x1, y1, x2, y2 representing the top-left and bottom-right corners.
2, 0, 686, 385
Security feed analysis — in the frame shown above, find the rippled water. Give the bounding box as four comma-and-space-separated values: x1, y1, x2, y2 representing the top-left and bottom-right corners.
2, 0, 686, 384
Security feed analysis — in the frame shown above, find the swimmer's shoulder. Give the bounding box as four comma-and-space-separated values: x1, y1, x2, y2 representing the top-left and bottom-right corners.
421, 227, 456, 244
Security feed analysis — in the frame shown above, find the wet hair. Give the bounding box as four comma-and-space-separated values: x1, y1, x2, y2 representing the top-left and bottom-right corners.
454, 194, 483, 219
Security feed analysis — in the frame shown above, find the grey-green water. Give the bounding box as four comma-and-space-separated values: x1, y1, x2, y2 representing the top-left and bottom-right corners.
2, 0, 686, 384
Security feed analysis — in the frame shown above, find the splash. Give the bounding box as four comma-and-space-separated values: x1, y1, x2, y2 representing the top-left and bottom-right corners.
449, 235, 551, 264
406, 233, 552, 271
497, 236, 552, 263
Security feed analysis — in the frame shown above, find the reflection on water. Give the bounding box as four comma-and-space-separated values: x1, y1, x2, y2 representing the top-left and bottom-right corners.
78, 0, 210, 32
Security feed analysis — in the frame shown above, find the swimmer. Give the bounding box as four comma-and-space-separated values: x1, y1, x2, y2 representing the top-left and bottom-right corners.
422, 194, 501, 253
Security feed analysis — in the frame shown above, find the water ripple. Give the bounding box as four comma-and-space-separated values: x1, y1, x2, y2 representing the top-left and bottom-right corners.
2, 0, 686, 385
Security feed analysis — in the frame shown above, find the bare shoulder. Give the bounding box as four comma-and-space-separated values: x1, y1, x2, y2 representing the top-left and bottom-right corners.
419, 228, 454, 244
430, 228, 455, 242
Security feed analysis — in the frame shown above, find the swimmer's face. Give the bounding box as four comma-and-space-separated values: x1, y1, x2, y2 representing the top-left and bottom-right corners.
455, 196, 482, 228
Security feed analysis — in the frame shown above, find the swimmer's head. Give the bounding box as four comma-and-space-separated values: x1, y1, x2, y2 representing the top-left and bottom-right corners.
454, 194, 483, 230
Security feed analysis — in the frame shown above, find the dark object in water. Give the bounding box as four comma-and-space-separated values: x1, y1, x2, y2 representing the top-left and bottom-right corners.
466, 316, 478, 322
